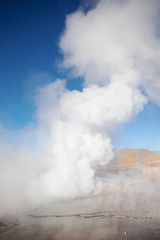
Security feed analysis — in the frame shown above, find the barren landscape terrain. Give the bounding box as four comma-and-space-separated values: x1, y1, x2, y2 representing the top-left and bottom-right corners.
1, 148, 160, 240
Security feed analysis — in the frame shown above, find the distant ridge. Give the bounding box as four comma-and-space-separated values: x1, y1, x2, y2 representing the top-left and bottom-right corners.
108, 148, 160, 169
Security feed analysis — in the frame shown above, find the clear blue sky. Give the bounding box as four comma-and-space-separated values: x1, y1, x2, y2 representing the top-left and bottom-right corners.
0, 0, 82, 127
0, 0, 160, 150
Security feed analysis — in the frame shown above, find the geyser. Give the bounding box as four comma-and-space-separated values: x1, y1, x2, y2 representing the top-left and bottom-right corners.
0, 0, 160, 216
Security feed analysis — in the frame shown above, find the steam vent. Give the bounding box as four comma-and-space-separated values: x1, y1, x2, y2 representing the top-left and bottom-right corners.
1, 149, 160, 240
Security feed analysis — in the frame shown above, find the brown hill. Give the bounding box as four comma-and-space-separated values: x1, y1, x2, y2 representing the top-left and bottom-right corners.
108, 148, 160, 169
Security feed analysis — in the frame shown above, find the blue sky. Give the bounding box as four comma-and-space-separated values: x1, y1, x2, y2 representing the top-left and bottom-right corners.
114, 102, 160, 150
0, 0, 82, 127
0, 0, 160, 150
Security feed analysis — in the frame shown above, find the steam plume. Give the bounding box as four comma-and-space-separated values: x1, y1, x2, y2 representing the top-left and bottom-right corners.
0, 0, 160, 214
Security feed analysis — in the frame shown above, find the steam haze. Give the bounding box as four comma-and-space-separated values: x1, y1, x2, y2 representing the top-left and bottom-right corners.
0, 0, 160, 215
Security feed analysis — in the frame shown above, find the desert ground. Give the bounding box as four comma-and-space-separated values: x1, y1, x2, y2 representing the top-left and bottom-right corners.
1, 149, 160, 240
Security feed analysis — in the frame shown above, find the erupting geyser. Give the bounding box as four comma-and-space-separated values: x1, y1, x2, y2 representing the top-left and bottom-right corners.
0, 0, 160, 216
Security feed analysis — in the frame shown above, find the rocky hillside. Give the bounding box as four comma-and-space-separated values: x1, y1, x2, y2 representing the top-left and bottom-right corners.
108, 148, 160, 169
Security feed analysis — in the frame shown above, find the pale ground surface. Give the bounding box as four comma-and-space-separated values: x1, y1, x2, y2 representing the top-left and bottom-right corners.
1, 149, 160, 240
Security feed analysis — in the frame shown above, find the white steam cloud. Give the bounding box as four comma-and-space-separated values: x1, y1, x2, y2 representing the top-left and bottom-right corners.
0, 0, 160, 215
